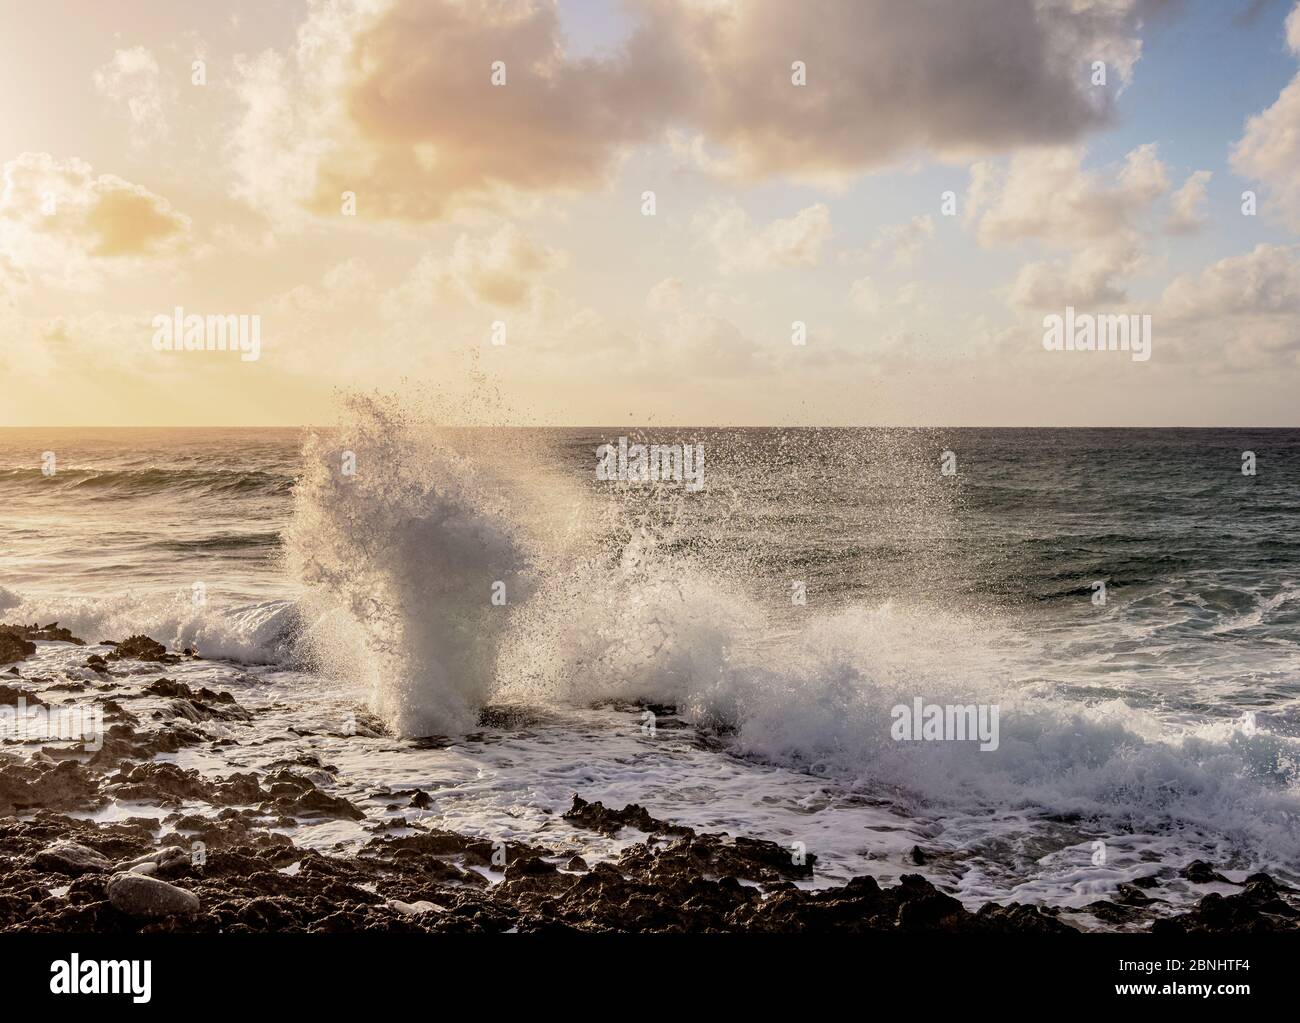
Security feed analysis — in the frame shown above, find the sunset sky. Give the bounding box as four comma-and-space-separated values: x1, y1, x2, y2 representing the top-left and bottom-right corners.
1, 0, 1299, 426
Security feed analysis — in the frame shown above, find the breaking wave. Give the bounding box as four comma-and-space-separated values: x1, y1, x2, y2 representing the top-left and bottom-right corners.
274, 396, 1300, 872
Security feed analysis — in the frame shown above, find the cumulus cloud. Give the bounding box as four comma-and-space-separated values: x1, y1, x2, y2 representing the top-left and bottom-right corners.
696, 201, 832, 273
93, 47, 167, 144
228, 0, 1155, 222
1158, 243, 1300, 367
1230, 3, 1300, 231
865, 215, 937, 267
0, 153, 191, 289
1166, 170, 1212, 234
968, 144, 1188, 306
383, 224, 565, 312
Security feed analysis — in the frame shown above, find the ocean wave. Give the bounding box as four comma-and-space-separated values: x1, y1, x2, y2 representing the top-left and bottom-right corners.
0, 466, 295, 499
271, 400, 1300, 870
0, 588, 300, 664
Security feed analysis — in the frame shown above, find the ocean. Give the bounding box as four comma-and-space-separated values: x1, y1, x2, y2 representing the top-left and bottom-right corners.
2, 413, 1298, 922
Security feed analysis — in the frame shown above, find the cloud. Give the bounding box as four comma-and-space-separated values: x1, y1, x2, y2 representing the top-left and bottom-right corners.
93, 47, 167, 144
658, 0, 1145, 182
968, 144, 1187, 307
0, 153, 191, 289
1230, 4, 1300, 231
383, 224, 565, 312
696, 201, 832, 273
865, 215, 936, 267
1166, 170, 1212, 233
228, 0, 1155, 222
1158, 243, 1300, 367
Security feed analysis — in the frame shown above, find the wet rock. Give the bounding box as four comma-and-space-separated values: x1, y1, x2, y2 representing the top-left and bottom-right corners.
562, 795, 692, 838
107, 635, 176, 664
908, 845, 928, 865
1, 623, 86, 661
0, 757, 105, 816
0, 629, 37, 664
261, 769, 366, 821
28, 841, 112, 876
505, 855, 559, 878
566, 855, 589, 872
408, 790, 432, 810
975, 902, 1076, 934
106, 872, 200, 917
1181, 860, 1232, 885
79, 721, 207, 770
1153, 874, 1300, 935
155, 696, 251, 724
0, 684, 46, 707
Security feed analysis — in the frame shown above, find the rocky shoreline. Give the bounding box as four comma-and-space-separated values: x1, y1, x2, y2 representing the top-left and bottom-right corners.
2, 623, 1298, 935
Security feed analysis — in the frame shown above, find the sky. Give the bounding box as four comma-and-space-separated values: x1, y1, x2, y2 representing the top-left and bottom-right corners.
1, 0, 1299, 426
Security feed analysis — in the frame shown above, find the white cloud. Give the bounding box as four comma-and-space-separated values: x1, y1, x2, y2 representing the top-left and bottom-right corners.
0, 153, 191, 291
1230, 4, 1300, 231
1166, 170, 1212, 234
969, 144, 1186, 307
696, 201, 832, 273
93, 47, 167, 144
225, 0, 1155, 222
1159, 243, 1300, 368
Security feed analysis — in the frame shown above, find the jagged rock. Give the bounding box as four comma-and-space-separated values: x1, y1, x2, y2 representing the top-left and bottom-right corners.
0, 630, 37, 664
0, 758, 105, 816
562, 794, 692, 837
1153, 873, 1300, 935
0, 623, 86, 662
107, 635, 173, 663
0, 684, 46, 707
1181, 860, 1232, 885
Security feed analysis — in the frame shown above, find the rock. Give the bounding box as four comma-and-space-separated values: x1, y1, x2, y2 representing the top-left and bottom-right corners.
1181, 860, 1231, 885
0, 684, 46, 707
0, 758, 105, 816
505, 855, 559, 878
107, 635, 172, 663
117, 846, 191, 878
562, 794, 691, 837
908, 845, 928, 865
388, 899, 445, 917
106, 872, 200, 917
408, 790, 432, 809
0, 629, 37, 664
0, 622, 86, 658
28, 840, 112, 876
566, 855, 589, 872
